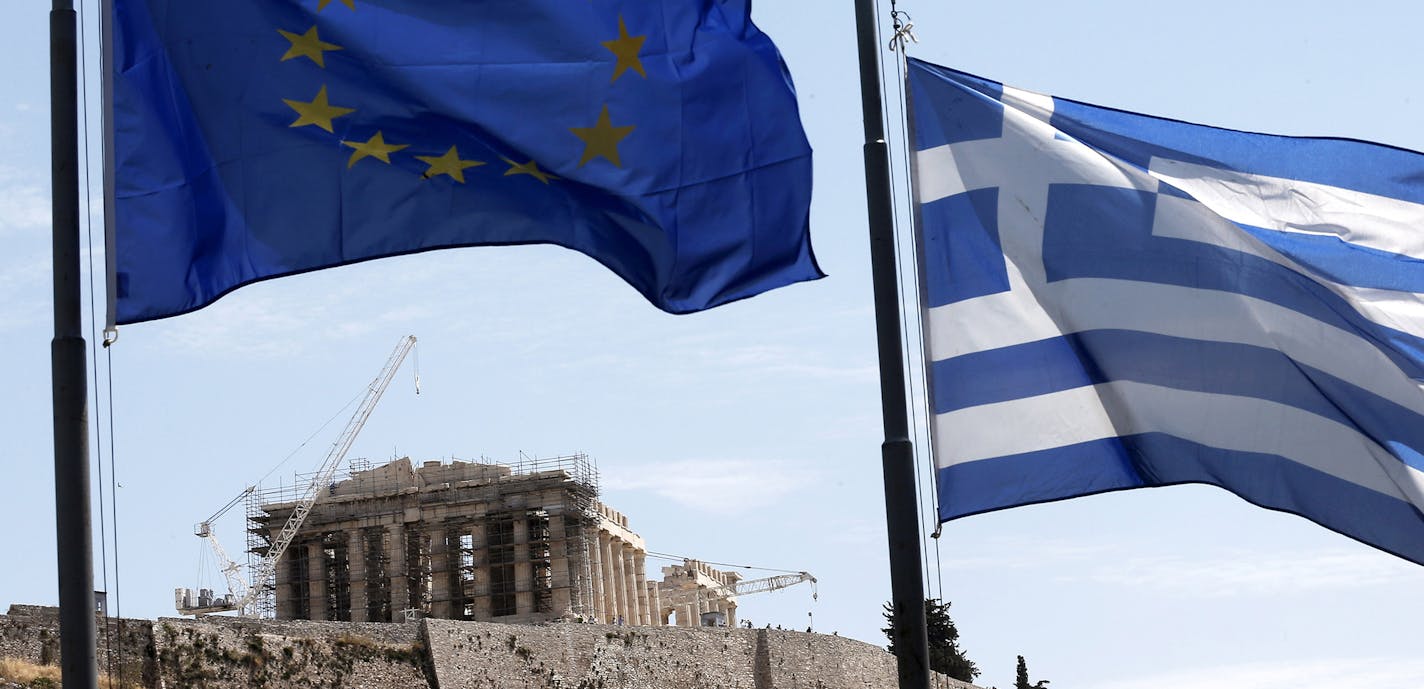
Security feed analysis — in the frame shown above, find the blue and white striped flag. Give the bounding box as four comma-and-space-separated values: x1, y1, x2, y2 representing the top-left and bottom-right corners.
910, 57, 1424, 564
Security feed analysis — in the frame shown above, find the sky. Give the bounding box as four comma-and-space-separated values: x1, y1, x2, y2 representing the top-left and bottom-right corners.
4, 1, 1424, 689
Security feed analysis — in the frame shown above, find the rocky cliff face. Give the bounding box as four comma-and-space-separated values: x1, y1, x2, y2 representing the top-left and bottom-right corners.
151, 617, 430, 688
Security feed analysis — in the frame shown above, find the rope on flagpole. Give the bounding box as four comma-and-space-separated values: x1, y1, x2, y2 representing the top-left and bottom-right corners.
74, 0, 118, 681
879, 6, 945, 606
870, 0, 935, 611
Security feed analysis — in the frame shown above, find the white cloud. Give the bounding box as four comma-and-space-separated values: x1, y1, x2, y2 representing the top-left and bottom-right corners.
150, 265, 439, 357
1095, 657, 1424, 689
815, 412, 879, 441
823, 518, 880, 546
946, 538, 1412, 595
0, 167, 50, 236
328, 303, 439, 339
157, 292, 326, 358
602, 458, 817, 514
943, 537, 1115, 570
713, 344, 878, 383
1082, 548, 1412, 596
0, 253, 50, 331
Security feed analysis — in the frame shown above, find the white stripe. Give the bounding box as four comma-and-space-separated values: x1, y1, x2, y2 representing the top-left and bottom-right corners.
999, 86, 1054, 123
926, 278, 1424, 418
935, 381, 1424, 505
915, 145, 969, 203
1150, 192, 1424, 337
1149, 157, 1424, 260
935, 385, 1118, 465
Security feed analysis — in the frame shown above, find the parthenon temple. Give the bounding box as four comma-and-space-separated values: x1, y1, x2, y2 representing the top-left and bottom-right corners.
246, 454, 741, 626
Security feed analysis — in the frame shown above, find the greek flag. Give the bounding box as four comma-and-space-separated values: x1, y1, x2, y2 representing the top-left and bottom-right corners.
910, 57, 1424, 564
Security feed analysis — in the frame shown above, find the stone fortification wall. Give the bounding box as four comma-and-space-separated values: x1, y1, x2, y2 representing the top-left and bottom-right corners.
0, 604, 153, 685
758, 630, 979, 689
425, 619, 759, 689
0, 605, 981, 689
424, 619, 980, 689
151, 617, 430, 688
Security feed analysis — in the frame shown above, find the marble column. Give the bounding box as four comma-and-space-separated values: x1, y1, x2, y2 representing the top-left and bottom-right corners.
429, 527, 451, 619
548, 514, 572, 616
274, 546, 295, 619
633, 552, 648, 625
387, 525, 408, 622
621, 543, 641, 626
611, 538, 629, 624
648, 581, 662, 626
588, 529, 605, 623
617, 543, 630, 624
470, 521, 491, 620
347, 529, 367, 622
307, 542, 327, 621
513, 519, 531, 616
600, 532, 620, 624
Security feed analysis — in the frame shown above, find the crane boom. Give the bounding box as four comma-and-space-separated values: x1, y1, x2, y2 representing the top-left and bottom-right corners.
181, 335, 417, 616
237, 334, 417, 614
661, 570, 817, 606
730, 572, 817, 598
197, 521, 250, 599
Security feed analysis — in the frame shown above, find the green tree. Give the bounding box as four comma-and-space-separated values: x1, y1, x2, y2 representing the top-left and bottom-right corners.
882, 598, 979, 682
1015, 655, 1050, 689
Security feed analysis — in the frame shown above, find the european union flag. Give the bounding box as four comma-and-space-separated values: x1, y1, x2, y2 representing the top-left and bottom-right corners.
108, 0, 821, 325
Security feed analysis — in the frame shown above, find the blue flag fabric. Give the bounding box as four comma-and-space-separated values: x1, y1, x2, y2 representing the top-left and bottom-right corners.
109, 0, 821, 324
909, 57, 1424, 564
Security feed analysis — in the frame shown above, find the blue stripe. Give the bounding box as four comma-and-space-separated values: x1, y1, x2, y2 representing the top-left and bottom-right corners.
1041, 184, 1424, 380
1049, 97, 1424, 207
938, 438, 1144, 518
932, 330, 1424, 473
905, 59, 1424, 206
1236, 223, 1424, 293
940, 434, 1424, 565
919, 188, 1009, 305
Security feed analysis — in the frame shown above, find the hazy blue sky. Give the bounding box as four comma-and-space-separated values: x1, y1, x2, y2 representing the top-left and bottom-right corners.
4, 2, 1424, 688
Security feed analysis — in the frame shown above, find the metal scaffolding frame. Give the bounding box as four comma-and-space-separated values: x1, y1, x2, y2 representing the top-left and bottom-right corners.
243, 453, 601, 621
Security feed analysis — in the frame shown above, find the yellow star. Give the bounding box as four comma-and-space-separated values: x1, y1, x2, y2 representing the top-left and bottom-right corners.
502, 158, 558, 184
570, 105, 635, 168
317, 0, 355, 10
416, 146, 486, 183
278, 26, 343, 68
601, 15, 646, 83
343, 131, 409, 168
283, 85, 355, 133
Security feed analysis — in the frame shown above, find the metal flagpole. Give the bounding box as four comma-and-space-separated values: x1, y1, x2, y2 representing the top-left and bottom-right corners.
51, 0, 100, 687
853, 0, 932, 688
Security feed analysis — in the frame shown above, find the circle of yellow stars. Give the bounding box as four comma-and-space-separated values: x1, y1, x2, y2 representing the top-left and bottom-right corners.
276, 2, 647, 184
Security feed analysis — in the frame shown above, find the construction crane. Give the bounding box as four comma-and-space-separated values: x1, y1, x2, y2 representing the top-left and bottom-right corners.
659, 567, 817, 626
177, 335, 419, 616
664, 571, 817, 604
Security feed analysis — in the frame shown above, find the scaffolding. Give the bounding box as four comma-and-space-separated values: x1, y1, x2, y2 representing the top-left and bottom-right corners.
243, 453, 601, 621
244, 490, 276, 619
363, 527, 391, 622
